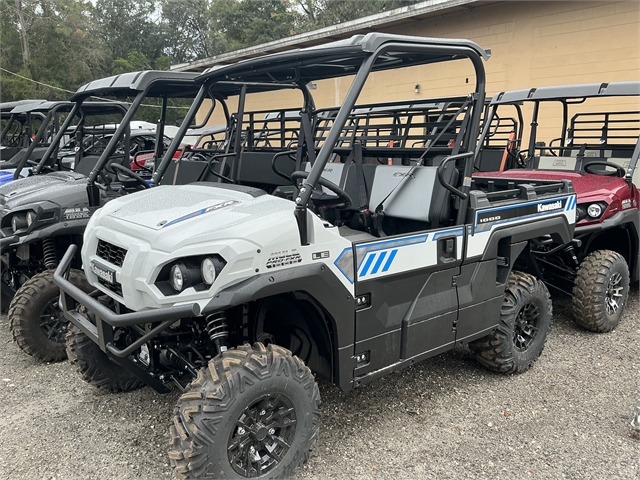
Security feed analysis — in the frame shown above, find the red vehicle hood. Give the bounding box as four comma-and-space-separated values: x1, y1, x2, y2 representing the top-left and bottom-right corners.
474, 170, 630, 204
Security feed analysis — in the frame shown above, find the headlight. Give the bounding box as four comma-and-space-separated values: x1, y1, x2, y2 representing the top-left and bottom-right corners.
587, 203, 603, 218
156, 255, 226, 296
201, 257, 216, 286
170, 263, 186, 292
26, 211, 37, 227
576, 202, 607, 222
11, 214, 28, 232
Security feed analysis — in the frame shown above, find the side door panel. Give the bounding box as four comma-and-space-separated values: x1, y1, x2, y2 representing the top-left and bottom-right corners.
351, 228, 464, 378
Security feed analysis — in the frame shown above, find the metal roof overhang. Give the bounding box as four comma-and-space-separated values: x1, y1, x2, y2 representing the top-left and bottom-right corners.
491, 82, 640, 104
197, 33, 489, 94
71, 70, 201, 101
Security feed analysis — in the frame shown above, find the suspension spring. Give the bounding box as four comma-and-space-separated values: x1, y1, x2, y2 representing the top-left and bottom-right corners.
205, 313, 229, 352
42, 238, 58, 269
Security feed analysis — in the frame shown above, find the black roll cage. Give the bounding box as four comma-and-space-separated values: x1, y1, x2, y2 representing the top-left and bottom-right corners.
155, 36, 488, 246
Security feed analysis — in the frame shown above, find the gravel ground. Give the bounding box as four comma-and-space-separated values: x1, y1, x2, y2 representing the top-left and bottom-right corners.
0, 288, 638, 480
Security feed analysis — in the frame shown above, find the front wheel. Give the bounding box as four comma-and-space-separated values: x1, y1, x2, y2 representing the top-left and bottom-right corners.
9, 269, 91, 362
169, 342, 321, 479
66, 323, 144, 392
470, 271, 552, 374
572, 249, 630, 332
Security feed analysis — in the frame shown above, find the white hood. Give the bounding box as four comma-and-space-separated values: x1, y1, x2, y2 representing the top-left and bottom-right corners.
93, 183, 295, 251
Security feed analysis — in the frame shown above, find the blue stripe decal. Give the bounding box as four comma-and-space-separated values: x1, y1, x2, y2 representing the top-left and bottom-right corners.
359, 254, 376, 277
432, 228, 464, 240
371, 251, 387, 275
381, 249, 397, 272
163, 207, 206, 228
354, 233, 429, 252
476, 196, 571, 216
162, 200, 240, 228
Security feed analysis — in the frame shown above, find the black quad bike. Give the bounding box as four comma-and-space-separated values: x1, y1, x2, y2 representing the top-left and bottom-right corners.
0, 71, 205, 361
57, 33, 577, 479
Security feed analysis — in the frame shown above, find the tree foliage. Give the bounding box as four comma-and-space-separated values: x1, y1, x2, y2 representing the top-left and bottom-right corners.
1, 0, 421, 102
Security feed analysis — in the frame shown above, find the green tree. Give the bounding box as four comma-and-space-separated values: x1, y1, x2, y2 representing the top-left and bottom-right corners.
160, 0, 214, 63
94, 0, 164, 61
298, 0, 421, 29
1, 0, 110, 101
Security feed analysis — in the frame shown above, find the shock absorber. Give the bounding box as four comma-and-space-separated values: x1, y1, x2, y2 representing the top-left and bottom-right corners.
205, 312, 229, 353
563, 244, 580, 268
42, 238, 58, 269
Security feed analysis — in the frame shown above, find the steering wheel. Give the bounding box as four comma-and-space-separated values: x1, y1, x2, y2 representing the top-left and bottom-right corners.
583, 161, 626, 178
106, 163, 150, 189
290, 171, 352, 209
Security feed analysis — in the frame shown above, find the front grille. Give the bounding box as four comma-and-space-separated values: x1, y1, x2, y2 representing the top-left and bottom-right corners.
96, 239, 127, 267
97, 277, 123, 297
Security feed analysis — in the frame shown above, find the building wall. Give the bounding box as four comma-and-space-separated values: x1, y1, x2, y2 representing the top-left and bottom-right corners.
198, 0, 639, 143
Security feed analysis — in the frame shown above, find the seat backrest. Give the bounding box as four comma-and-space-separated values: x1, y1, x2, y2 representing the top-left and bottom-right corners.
74, 154, 127, 180
73, 155, 102, 177
160, 159, 211, 185
534, 155, 579, 171
475, 148, 505, 172
369, 165, 438, 223
304, 162, 346, 195
234, 151, 293, 187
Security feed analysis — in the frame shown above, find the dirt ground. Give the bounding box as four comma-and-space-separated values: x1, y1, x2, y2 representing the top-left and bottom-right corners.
0, 288, 638, 479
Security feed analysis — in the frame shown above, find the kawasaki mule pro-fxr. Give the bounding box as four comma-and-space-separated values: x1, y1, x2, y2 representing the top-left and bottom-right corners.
56, 34, 576, 479
0, 71, 203, 361
475, 82, 640, 332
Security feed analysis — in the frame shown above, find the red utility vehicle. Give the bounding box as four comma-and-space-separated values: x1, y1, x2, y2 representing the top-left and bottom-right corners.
475, 82, 639, 332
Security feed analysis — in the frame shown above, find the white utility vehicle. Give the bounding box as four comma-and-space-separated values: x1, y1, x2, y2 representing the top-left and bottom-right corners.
56, 34, 576, 479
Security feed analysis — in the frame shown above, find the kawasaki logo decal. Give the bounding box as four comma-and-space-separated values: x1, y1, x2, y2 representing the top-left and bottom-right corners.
537, 201, 563, 212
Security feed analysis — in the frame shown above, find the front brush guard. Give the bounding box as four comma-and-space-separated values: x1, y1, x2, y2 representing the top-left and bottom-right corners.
54, 245, 201, 392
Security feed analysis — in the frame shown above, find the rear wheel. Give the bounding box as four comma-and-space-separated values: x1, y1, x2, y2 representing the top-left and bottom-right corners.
169, 343, 320, 479
66, 323, 144, 392
9, 269, 90, 362
470, 271, 552, 374
572, 250, 630, 332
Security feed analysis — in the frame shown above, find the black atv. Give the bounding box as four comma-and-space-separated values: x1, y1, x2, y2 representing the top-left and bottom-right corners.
0, 71, 204, 361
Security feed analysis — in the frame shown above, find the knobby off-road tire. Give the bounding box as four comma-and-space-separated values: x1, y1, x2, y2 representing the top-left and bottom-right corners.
66, 323, 144, 392
9, 268, 91, 362
470, 271, 552, 374
169, 342, 321, 479
572, 249, 630, 333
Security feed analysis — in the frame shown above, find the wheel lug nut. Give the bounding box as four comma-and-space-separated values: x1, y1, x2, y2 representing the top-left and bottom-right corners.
268, 428, 275, 435
237, 427, 245, 435
260, 410, 266, 416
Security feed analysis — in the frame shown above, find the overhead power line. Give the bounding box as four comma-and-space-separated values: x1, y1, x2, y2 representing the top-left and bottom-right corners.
0, 67, 191, 110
